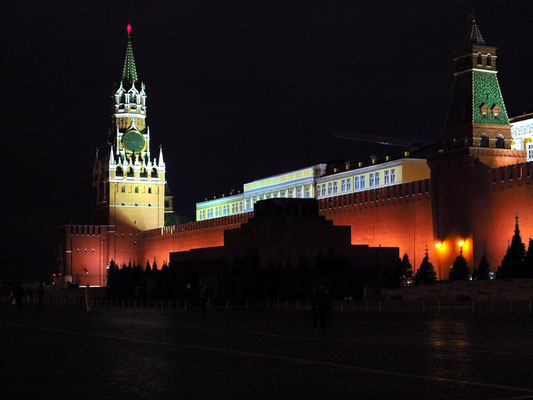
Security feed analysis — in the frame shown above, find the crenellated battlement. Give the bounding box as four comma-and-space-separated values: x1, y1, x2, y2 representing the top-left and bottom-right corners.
318, 179, 431, 212
489, 161, 533, 186
141, 212, 254, 239
65, 224, 113, 236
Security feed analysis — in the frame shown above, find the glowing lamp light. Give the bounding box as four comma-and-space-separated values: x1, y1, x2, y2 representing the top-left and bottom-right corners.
127, 24, 132, 35
435, 242, 442, 249
458, 240, 465, 247
52, 273, 56, 277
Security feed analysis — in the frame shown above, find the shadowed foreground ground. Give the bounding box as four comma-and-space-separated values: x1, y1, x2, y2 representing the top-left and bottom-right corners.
1, 304, 533, 399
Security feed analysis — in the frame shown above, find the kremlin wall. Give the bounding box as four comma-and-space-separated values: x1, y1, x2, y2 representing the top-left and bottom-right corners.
57, 21, 533, 287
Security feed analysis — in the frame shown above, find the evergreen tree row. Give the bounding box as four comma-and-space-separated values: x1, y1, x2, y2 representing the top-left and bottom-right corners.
396, 217, 533, 285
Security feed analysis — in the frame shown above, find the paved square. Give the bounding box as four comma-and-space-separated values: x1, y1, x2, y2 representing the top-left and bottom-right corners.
2, 304, 533, 399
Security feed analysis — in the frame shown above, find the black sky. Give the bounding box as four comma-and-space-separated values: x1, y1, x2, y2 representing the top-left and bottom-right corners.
4, 0, 533, 272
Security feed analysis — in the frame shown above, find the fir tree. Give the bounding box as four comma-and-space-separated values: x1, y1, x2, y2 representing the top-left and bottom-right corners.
398, 253, 414, 286
476, 253, 491, 280
525, 238, 533, 278
498, 217, 526, 279
415, 248, 437, 285
449, 250, 470, 280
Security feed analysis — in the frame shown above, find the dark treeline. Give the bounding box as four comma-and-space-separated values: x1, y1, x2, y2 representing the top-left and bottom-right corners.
106, 260, 185, 300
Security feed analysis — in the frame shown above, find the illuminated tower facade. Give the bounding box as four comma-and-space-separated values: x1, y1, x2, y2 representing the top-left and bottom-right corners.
444, 20, 512, 150
93, 25, 166, 232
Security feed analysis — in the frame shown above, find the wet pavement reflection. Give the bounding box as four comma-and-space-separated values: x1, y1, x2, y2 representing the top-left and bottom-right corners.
1, 305, 533, 399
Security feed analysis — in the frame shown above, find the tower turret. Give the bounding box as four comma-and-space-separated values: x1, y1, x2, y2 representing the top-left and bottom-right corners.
444, 19, 511, 149
92, 25, 168, 232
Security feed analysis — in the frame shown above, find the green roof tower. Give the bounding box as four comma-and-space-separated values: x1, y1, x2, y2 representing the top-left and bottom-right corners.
444, 19, 511, 150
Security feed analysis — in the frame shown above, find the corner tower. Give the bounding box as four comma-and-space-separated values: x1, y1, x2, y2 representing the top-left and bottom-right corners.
92, 24, 167, 232
445, 19, 511, 150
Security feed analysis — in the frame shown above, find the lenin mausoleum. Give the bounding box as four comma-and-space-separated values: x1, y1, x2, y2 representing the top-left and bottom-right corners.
57, 21, 532, 287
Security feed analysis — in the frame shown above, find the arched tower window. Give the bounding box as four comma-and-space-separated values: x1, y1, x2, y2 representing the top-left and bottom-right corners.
496, 135, 505, 149
477, 53, 482, 65
486, 54, 492, 67
127, 167, 135, 178
135, 186, 139, 193
116, 166, 123, 178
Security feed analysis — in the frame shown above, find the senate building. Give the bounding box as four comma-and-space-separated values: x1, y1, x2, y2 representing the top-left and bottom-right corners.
57, 20, 532, 287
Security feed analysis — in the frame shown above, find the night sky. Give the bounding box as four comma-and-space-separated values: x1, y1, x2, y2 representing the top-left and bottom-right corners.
5, 0, 533, 274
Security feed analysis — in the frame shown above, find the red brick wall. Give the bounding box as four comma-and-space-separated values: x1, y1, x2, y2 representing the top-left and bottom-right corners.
318, 180, 436, 277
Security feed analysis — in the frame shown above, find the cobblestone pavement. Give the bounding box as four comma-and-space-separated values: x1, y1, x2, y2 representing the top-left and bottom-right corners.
1, 303, 533, 400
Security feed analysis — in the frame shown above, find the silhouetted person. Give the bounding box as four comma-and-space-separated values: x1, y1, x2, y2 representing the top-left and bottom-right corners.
311, 286, 320, 329
323, 285, 332, 329
38, 283, 44, 310
317, 284, 331, 330
12, 282, 24, 311
200, 284, 208, 317
206, 283, 214, 317
84, 284, 92, 312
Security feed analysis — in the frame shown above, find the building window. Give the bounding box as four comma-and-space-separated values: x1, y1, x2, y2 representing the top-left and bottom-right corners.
148, 187, 152, 194
341, 179, 346, 192
477, 53, 482, 65
480, 103, 489, 119
527, 142, 533, 161
492, 105, 501, 120
496, 135, 505, 149
354, 176, 360, 190
384, 170, 389, 184
135, 186, 139, 193
215, 207, 221, 217
333, 182, 338, 194
375, 172, 380, 186
289, 189, 294, 197
316, 185, 320, 196
486, 54, 492, 67
328, 182, 332, 195
391, 169, 396, 183
346, 178, 351, 191
321, 185, 326, 196
239, 202, 243, 212
121, 186, 125, 193
297, 188, 302, 198
360, 176, 365, 189
246, 199, 251, 210
369, 173, 374, 187
207, 209, 213, 219
304, 186, 310, 198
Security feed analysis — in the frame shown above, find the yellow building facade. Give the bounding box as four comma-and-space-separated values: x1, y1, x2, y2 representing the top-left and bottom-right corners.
196, 157, 430, 221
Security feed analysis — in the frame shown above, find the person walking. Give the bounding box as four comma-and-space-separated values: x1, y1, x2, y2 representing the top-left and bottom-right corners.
84, 284, 92, 312
37, 283, 45, 310
206, 283, 214, 317
311, 286, 320, 329
200, 284, 208, 317
12, 282, 24, 311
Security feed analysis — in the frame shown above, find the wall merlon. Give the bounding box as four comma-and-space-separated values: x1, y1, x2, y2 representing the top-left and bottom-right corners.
489, 161, 533, 185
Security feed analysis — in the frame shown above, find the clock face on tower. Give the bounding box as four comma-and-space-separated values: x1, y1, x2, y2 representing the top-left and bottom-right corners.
122, 129, 145, 153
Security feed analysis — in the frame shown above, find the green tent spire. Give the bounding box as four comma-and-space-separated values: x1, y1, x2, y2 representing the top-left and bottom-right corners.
464, 19, 486, 46
122, 24, 138, 84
